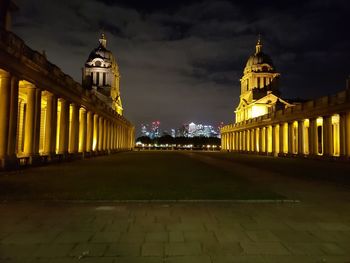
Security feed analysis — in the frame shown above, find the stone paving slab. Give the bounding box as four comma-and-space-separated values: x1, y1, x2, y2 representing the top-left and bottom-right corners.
0, 202, 350, 262
2, 152, 350, 262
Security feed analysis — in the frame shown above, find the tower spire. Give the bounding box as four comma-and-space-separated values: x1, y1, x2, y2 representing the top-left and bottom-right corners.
99, 33, 107, 48
255, 34, 262, 54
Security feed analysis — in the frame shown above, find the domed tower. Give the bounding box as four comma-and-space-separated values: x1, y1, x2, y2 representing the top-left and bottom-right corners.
83, 33, 123, 115
235, 37, 291, 123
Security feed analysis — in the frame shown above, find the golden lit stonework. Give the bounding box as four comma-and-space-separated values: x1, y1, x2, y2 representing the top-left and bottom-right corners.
0, 5, 134, 170
83, 33, 123, 115
235, 37, 293, 123
221, 37, 350, 159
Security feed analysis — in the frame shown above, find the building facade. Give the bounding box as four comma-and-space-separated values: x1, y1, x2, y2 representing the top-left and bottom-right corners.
0, 7, 134, 170
221, 39, 350, 159
235, 38, 295, 123
83, 34, 123, 115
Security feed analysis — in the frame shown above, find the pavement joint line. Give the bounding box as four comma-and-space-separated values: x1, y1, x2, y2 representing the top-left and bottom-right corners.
1, 199, 301, 204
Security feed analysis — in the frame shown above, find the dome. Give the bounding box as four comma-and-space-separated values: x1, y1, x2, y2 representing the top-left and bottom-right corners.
246, 52, 274, 68
244, 38, 274, 71
86, 33, 116, 65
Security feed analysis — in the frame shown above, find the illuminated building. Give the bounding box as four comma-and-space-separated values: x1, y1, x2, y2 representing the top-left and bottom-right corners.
141, 124, 150, 137
83, 33, 123, 115
235, 37, 294, 123
221, 38, 350, 159
0, 4, 134, 170
180, 122, 219, 138
150, 121, 161, 139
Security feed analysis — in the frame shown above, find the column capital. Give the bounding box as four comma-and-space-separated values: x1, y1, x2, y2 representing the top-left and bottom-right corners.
21, 80, 36, 89
0, 69, 11, 78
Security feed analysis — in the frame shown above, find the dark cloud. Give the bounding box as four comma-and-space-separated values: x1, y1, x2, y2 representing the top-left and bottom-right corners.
12, 0, 350, 135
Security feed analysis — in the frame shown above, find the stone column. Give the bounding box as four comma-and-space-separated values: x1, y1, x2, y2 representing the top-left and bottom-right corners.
120, 126, 124, 149
117, 124, 120, 149
58, 99, 70, 155
271, 125, 276, 155
93, 114, 99, 152
260, 128, 264, 153
106, 121, 111, 151
69, 103, 79, 154
110, 123, 114, 151
23, 84, 36, 157
288, 122, 294, 155
79, 108, 87, 153
250, 129, 253, 152
266, 126, 270, 153
346, 112, 350, 157
298, 120, 304, 155
309, 118, 317, 155
115, 125, 119, 149
7, 76, 19, 163
119, 126, 122, 149
33, 88, 42, 156
98, 116, 103, 151
86, 111, 94, 152
122, 127, 125, 149
232, 132, 235, 151
279, 123, 284, 155
103, 119, 108, 151
254, 128, 259, 152
0, 70, 11, 167
339, 112, 350, 157
43, 93, 57, 156
227, 133, 230, 151
323, 116, 332, 156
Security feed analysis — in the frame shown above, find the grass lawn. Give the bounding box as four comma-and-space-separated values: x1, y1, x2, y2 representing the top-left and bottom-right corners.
200, 152, 350, 185
0, 151, 284, 201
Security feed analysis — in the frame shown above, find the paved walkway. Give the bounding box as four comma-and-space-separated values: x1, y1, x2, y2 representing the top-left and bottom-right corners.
1, 152, 350, 263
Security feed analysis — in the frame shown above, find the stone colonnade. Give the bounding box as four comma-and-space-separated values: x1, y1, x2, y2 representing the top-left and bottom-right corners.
0, 68, 134, 169
221, 90, 350, 159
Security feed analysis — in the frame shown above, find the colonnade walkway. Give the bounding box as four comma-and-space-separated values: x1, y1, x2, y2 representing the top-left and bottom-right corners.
1, 151, 350, 262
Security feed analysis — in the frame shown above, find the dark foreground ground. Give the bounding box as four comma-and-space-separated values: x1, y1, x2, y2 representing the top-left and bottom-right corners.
0, 152, 284, 201
1, 151, 350, 263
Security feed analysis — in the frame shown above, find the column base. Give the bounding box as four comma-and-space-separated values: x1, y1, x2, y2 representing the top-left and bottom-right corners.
29, 154, 43, 166
0, 156, 19, 170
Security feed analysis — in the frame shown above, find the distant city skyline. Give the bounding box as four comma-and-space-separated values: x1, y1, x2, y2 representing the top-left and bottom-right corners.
139, 121, 222, 138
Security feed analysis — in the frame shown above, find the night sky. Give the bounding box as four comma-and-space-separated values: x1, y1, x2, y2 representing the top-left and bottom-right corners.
12, 0, 350, 134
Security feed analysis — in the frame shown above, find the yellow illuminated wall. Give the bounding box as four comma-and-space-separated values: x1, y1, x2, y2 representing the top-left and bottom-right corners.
251, 105, 268, 119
